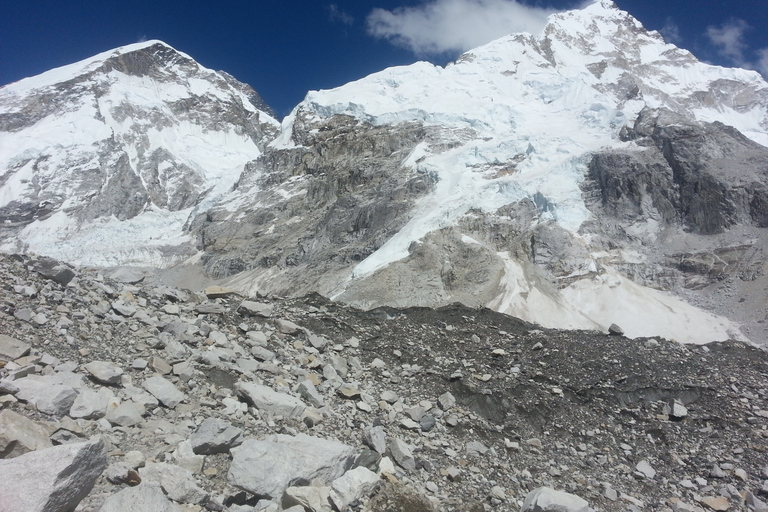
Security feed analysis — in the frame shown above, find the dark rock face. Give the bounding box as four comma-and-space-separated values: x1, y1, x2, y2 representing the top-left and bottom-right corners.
581, 108, 768, 342
192, 112, 438, 286
590, 108, 768, 235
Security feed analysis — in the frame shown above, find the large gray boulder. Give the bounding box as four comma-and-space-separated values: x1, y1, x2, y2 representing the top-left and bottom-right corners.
69, 387, 114, 420
190, 417, 244, 454
329, 466, 380, 511
99, 483, 183, 512
0, 409, 52, 458
0, 334, 30, 361
0, 437, 106, 512
228, 434, 356, 498
236, 382, 305, 418
521, 487, 593, 512
142, 375, 186, 408
12, 375, 81, 416
139, 462, 209, 505
238, 300, 274, 318
83, 360, 124, 385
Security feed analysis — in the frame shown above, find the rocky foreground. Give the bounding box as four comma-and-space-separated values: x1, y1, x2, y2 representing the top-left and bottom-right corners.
1, 254, 768, 512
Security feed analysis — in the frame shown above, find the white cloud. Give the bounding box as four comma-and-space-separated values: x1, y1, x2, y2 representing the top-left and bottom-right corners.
329, 4, 354, 26
366, 0, 558, 56
757, 48, 768, 78
705, 19, 768, 79
659, 17, 681, 44
706, 19, 749, 63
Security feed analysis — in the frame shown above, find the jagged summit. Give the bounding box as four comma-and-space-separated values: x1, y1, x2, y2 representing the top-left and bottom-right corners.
2, 40, 179, 94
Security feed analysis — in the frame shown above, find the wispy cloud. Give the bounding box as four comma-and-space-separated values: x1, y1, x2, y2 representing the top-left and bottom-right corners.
758, 48, 768, 77
706, 19, 749, 63
706, 19, 768, 78
659, 17, 681, 45
366, 0, 558, 57
328, 4, 354, 26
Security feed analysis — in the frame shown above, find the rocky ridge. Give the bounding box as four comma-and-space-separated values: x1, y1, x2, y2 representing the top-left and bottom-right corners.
2, 253, 768, 511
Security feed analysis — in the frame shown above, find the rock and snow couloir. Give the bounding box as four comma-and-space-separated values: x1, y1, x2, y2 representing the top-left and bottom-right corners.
1, 1, 768, 345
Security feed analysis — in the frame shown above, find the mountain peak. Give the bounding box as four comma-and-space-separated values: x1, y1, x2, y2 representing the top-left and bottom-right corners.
0, 40, 189, 95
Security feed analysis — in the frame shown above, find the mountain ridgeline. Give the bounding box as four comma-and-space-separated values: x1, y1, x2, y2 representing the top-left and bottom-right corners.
1, 0, 767, 344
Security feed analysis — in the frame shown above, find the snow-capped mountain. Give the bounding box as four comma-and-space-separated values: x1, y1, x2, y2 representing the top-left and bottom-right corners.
0, 40, 279, 267
2, 1, 768, 345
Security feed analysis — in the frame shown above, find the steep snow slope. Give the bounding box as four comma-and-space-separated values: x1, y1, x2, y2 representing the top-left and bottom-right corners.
0, 40, 279, 267
222, 0, 768, 344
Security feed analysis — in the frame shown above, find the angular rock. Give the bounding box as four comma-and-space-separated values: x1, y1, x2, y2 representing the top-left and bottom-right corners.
746, 492, 768, 512
521, 486, 592, 512
251, 346, 277, 362
238, 300, 274, 318
275, 318, 301, 334
112, 301, 138, 317
363, 425, 388, 455
636, 460, 656, 479
140, 461, 209, 505
710, 464, 726, 478
142, 375, 186, 408
69, 388, 114, 420
204, 285, 237, 299
466, 440, 489, 456
388, 438, 416, 471
31, 259, 76, 286
84, 360, 124, 385
0, 334, 31, 361
0, 438, 106, 512
163, 339, 190, 364
282, 485, 332, 512
12, 376, 79, 416
228, 434, 356, 498
237, 382, 305, 418
298, 380, 324, 407
380, 390, 399, 404
105, 400, 146, 427
149, 356, 173, 375
0, 409, 52, 458
307, 333, 330, 351
330, 466, 380, 511
698, 496, 730, 511
99, 483, 182, 512
195, 303, 226, 314
190, 417, 244, 454
608, 323, 624, 335
438, 391, 456, 410
664, 399, 689, 420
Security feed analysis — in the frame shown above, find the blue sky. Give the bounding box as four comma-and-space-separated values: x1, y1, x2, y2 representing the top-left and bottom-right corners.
1, 1, 766, 118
